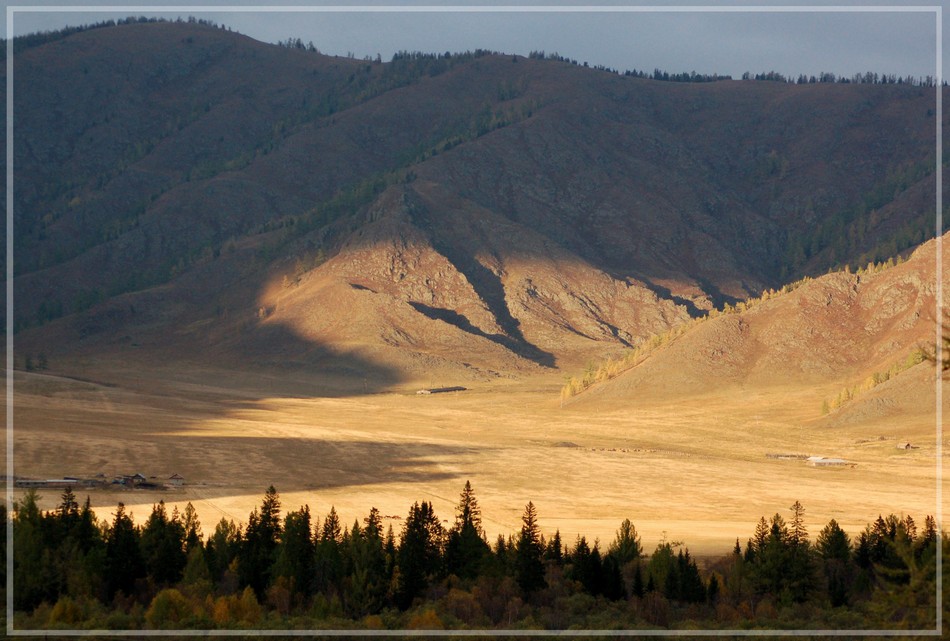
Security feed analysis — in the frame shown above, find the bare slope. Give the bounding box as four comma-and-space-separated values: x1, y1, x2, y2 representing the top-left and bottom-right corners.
570, 233, 944, 403
254, 184, 689, 376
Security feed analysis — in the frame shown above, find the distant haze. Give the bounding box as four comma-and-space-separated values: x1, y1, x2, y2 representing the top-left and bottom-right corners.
7, 1, 942, 80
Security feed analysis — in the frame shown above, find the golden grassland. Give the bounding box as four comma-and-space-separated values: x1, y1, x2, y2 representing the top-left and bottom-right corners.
7, 353, 944, 557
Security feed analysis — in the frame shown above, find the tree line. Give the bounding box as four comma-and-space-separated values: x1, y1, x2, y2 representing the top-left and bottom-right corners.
11, 19, 942, 89
9, 483, 941, 630
741, 70, 943, 87
1, 16, 227, 59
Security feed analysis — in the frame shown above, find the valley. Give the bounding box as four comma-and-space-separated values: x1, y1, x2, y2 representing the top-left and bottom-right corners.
11, 342, 942, 556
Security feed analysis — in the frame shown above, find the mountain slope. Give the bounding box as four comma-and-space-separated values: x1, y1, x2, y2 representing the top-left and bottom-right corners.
9, 20, 944, 382
567, 233, 944, 403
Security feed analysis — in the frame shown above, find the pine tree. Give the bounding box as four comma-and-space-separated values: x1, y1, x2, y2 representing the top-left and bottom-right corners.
343, 508, 388, 616
515, 501, 546, 593
902, 515, 917, 541
12, 490, 54, 609
751, 517, 769, 558
322, 506, 342, 544
383, 525, 397, 577
646, 541, 678, 595
569, 536, 594, 593
785, 501, 813, 602
140, 500, 187, 586
445, 481, 490, 579
676, 549, 706, 603
454, 480, 482, 533
206, 518, 241, 586
789, 501, 808, 547
916, 515, 937, 560
238, 487, 282, 597
545, 530, 563, 564
607, 518, 642, 565
395, 501, 444, 609
816, 519, 853, 606
632, 561, 645, 597
58, 486, 79, 518
181, 502, 203, 553
75, 496, 100, 554
706, 573, 720, 605
601, 552, 625, 600
105, 503, 145, 599
274, 505, 314, 598
314, 506, 344, 596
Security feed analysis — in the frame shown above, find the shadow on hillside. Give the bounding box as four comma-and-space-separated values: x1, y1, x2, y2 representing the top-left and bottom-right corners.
218, 322, 404, 398
13, 299, 406, 399
153, 435, 480, 494
644, 279, 741, 319
49, 434, 488, 519
408, 301, 556, 368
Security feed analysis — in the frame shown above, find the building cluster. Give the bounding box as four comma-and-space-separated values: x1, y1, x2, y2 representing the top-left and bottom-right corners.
13, 472, 185, 490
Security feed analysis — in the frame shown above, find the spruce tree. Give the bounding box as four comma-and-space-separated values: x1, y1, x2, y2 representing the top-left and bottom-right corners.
632, 561, 645, 598
785, 501, 813, 602
395, 501, 444, 609
343, 508, 388, 616
545, 530, 563, 564
140, 500, 186, 586
602, 552, 625, 600
206, 518, 241, 585
706, 573, 720, 605
238, 487, 282, 597
12, 490, 54, 609
445, 481, 490, 579
515, 501, 546, 593
181, 502, 203, 553
314, 506, 344, 596
816, 519, 853, 606
274, 505, 314, 598
105, 503, 144, 599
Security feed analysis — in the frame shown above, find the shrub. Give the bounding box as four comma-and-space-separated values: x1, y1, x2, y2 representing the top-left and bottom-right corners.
145, 588, 194, 629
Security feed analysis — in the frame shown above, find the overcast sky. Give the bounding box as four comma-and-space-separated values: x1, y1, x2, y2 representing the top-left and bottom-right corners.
5, 1, 943, 81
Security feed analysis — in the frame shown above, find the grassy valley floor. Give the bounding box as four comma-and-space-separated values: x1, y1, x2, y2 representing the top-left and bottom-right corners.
8, 357, 944, 555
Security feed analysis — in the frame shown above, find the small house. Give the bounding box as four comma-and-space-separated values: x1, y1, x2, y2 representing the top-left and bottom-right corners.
167, 473, 185, 488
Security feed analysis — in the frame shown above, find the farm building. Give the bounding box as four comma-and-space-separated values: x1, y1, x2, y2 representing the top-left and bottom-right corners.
113, 472, 149, 486
167, 473, 185, 487
806, 456, 850, 467
15, 478, 79, 489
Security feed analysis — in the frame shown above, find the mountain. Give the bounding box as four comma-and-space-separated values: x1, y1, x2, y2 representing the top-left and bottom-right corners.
8, 19, 945, 383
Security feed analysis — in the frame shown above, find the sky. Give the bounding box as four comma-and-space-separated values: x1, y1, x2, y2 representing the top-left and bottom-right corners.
3, 1, 943, 81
